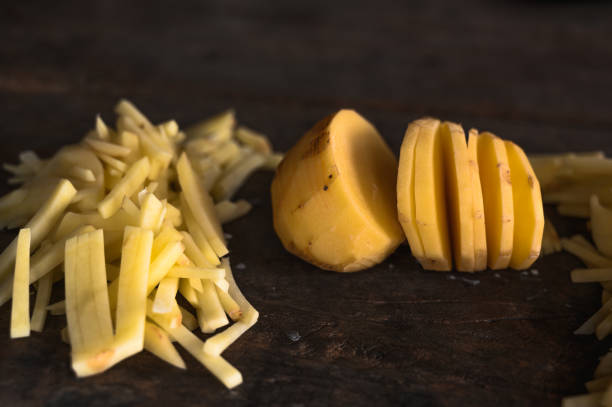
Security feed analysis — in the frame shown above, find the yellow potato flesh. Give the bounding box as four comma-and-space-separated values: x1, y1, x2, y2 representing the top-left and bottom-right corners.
397, 121, 425, 263
271, 109, 404, 272
477, 132, 514, 269
440, 122, 474, 271
467, 130, 487, 271
414, 119, 452, 271
505, 141, 544, 269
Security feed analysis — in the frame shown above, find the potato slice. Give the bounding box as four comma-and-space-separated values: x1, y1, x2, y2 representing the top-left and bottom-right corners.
505, 141, 544, 269
467, 130, 487, 271
440, 122, 474, 271
271, 110, 404, 272
10, 228, 31, 338
477, 132, 513, 269
414, 118, 452, 270
397, 120, 425, 264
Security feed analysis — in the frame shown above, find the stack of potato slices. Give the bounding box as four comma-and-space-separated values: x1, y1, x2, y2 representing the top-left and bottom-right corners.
0, 100, 281, 388
397, 118, 545, 272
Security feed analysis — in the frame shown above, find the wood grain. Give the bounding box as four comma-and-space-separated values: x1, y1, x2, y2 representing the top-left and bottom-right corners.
1, 0, 611, 405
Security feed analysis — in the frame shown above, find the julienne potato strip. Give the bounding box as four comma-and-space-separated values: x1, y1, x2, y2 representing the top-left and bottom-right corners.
97, 157, 150, 219
1, 99, 281, 388
30, 272, 53, 332
176, 153, 227, 257
153, 277, 180, 313
203, 258, 259, 356
146, 300, 243, 389
113, 227, 153, 363
65, 230, 115, 377
10, 228, 31, 338
143, 321, 185, 369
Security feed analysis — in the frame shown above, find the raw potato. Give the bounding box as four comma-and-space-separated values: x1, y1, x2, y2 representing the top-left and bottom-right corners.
414, 118, 452, 271
505, 141, 544, 269
271, 110, 404, 272
440, 122, 474, 271
0, 99, 279, 388
467, 130, 487, 271
10, 228, 31, 338
476, 132, 514, 269
397, 120, 426, 265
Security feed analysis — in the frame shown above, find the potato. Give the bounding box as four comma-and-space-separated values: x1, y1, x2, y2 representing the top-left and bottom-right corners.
505, 141, 544, 269
0, 98, 279, 387
271, 110, 404, 272
10, 229, 31, 338
476, 132, 514, 270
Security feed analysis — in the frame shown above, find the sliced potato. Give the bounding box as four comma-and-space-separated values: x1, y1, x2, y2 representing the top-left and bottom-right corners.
10, 228, 31, 338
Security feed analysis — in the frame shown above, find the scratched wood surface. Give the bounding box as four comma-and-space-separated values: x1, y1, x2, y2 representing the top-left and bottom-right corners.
1, 0, 612, 405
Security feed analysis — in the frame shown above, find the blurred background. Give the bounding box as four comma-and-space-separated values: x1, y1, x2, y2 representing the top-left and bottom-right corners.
2, 0, 611, 156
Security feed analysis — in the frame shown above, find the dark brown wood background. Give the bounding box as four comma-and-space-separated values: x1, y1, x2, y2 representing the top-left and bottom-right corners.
1, 0, 612, 405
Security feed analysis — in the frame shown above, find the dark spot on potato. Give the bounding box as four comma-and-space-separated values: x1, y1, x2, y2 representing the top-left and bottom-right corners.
499, 163, 511, 185
323, 185, 328, 191
527, 174, 534, 189
328, 174, 333, 179
301, 114, 334, 159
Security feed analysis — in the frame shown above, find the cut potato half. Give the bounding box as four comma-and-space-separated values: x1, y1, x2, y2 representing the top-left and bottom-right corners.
505, 141, 544, 269
477, 132, 514, 269
271, 110, 404, 272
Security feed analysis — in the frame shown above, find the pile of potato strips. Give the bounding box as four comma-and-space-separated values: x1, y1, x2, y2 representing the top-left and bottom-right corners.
0, 99, 282, 389
533, 153, 612, 406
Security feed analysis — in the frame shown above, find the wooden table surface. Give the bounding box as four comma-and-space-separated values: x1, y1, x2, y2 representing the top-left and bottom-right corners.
1, 0, 612, 405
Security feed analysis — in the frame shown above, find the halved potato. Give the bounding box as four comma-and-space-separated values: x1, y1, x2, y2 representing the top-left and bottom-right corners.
271, 110, 404, 272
